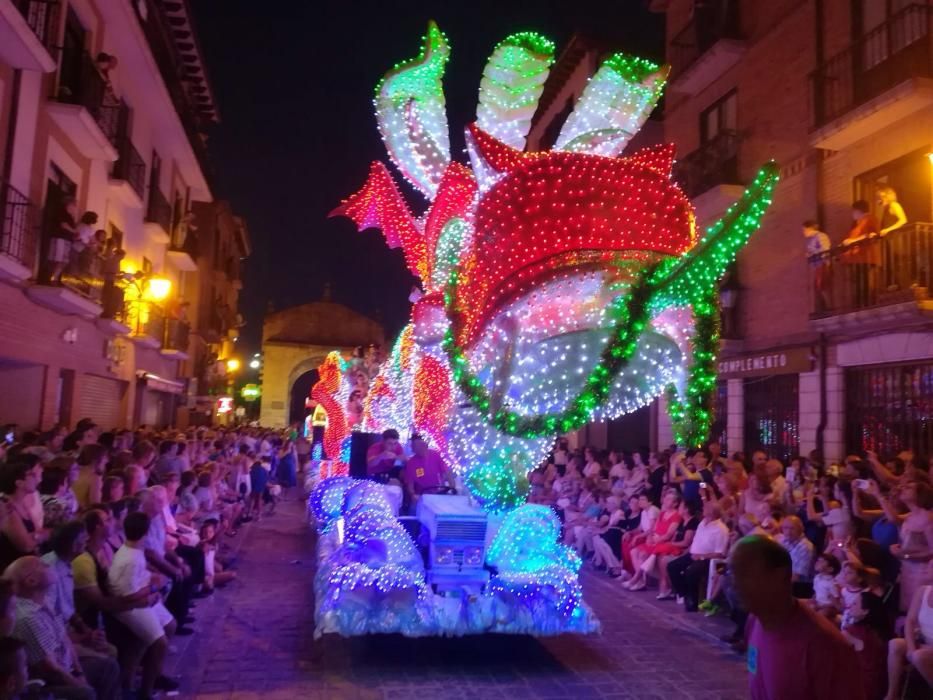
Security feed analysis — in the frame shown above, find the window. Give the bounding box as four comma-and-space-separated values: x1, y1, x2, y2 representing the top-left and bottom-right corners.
846, 362, 933, 457
744, 375, 800, 464
142, 257, 152, 275
700, 90, 737, 144
711, 380, 729, 452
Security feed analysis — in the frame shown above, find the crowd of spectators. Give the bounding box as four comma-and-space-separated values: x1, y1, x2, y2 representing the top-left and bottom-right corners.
530, 438, 933, 699
0, 420, 302, 699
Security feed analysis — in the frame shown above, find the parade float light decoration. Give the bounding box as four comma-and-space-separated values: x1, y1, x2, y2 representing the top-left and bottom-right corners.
476, 32, 555, 150
335, 20, 779, 501
310, 352, 351, 467
375, 20, 451, 199
486, 505, 586, 620
554, 54, 668, 157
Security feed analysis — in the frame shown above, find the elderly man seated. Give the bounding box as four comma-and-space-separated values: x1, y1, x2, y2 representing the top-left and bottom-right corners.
6, 555, 119, 699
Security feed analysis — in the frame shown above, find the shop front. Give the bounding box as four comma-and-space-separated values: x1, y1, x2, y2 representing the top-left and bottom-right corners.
134, 372, 186, 429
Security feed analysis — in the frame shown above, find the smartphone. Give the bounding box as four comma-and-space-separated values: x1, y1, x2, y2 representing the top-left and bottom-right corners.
3, 432, 12, 444
785, 466, 796, 483
854, 479, 870, 490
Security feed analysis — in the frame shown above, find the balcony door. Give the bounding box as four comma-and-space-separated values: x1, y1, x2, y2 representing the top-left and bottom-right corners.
57, 8, 85, 101
38, 164, 76, 282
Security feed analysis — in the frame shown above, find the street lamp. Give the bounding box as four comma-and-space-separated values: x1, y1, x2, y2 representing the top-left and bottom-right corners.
226, 358, 241, 373
249, 359, 260, 369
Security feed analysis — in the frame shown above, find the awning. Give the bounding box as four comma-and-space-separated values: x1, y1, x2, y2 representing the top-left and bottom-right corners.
136, 371, 186, 395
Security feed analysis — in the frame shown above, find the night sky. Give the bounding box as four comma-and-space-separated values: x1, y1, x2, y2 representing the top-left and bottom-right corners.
191, 0, 663, 354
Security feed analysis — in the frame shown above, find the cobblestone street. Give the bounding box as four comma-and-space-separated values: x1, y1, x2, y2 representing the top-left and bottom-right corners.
171, 498, 747, 700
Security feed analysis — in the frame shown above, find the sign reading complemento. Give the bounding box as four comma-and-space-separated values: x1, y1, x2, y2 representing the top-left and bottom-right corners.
717, 346, 814, 379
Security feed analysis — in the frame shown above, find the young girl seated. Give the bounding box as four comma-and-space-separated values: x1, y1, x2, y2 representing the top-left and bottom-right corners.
810, 553, 842, 617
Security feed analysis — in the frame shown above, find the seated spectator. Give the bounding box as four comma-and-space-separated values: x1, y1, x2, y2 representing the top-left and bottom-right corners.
626, 491, 683, 591
0, 636, 28, 699
619, 492, 659, 579
7, 556, 119, 699
101, 475, 124, 504
777, 515, 815, 598
810, 553, 842, 617
590, 496, 637, 575
0, 458, 45, 573
38, 466, 75, 532
108, 512, 177, 698
667, 501, 729, 612
731, 535, 865, 699
655, 500, 701, 600
123, 465, 147, 498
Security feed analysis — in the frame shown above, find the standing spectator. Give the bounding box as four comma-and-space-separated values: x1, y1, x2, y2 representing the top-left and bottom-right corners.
803, 219, 832, 312
108, 512, 177, 699
842, 199, 882, 307
667, 501, 730, 612
885, 560, 933, 699
275, 441, 299, 501
47, 198, 78, 285
731, 535, 865, 700
72, 445, 106, 511
878, 185, 907, 236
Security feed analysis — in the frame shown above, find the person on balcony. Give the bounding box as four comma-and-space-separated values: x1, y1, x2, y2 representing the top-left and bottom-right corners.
878, 186, 907, 236
100, 240, 125, 319
72, 212, 98, 275
47, 199, 78, 286
803, 220, 831, 312
842, 200, 881, 308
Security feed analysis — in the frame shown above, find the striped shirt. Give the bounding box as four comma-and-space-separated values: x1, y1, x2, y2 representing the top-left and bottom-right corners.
13, 597, 74, 670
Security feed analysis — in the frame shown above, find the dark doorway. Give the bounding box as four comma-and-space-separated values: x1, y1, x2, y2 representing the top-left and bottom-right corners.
744, 375, 800, 464
607, 405, 652, 454
289, 369, 318, 427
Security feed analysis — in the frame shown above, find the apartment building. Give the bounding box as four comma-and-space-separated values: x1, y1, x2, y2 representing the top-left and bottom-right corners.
187, 199, 250, 425
652, 0, 933, 461
0, 0, 239, 430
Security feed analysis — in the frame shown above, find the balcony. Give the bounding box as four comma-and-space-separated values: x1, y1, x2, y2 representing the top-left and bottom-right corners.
674, 130, 744, 223
109, 137, 146, 208
162, 318, 190, 359
47, 47, 119, 161
809, 223, 933, 331
1, 0, 58, 72
669, 3, 744, 95
166, 226, 198, 272
28, 228, 104, 317
144, 187, 172, 243
119, 298, 166, 349
0, 180, 38, 283
810, 4, 933, 150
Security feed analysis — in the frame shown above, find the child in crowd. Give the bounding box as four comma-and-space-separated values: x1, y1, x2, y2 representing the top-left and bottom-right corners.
811, 553, 842, 617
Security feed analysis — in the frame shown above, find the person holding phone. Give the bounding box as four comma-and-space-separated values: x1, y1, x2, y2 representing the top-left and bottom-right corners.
366, 429, 406, 480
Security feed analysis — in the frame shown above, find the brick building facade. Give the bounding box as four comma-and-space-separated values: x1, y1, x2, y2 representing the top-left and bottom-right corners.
653, 0, 933, 461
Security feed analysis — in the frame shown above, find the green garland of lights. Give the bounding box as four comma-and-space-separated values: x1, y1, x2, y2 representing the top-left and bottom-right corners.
665, 286, 721, 448
440, 162, 779, 440
443, 266, 657, 438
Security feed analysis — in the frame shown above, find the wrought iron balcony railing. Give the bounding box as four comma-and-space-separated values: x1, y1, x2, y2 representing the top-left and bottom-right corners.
673, 130, 741, 199
0, 180, 38, 269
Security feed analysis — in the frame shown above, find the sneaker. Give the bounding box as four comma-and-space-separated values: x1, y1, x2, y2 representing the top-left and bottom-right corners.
698, 600, 713, 612
703, 605, 721, 617
675, 596, 684, 605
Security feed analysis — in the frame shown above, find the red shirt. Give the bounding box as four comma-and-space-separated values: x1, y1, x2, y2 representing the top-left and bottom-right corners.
366, 441, 404, 475
404, 450, 448, 493
746, 601, 865, 700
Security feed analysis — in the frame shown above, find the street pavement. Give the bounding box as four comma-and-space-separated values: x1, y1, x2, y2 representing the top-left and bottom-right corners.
170, 498, 748, 700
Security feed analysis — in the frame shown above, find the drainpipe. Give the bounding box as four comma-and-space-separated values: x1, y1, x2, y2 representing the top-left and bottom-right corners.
813, 0, 828, 461
2, 69, 22, 185
815, 333, 828, 460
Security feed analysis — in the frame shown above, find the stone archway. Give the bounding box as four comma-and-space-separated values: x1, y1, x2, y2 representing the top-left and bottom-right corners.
289, 368, 319, 427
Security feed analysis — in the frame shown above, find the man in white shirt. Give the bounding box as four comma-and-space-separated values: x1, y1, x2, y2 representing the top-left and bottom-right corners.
109, 511, 177, 699
666, 501, 730, 611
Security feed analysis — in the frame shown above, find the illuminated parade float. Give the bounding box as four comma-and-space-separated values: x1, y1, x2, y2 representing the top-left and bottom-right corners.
308, 22, 779, 638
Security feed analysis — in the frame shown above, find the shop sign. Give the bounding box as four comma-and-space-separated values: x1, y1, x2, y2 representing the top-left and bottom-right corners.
217, 396, 234, 414
717, 346, 814, 379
